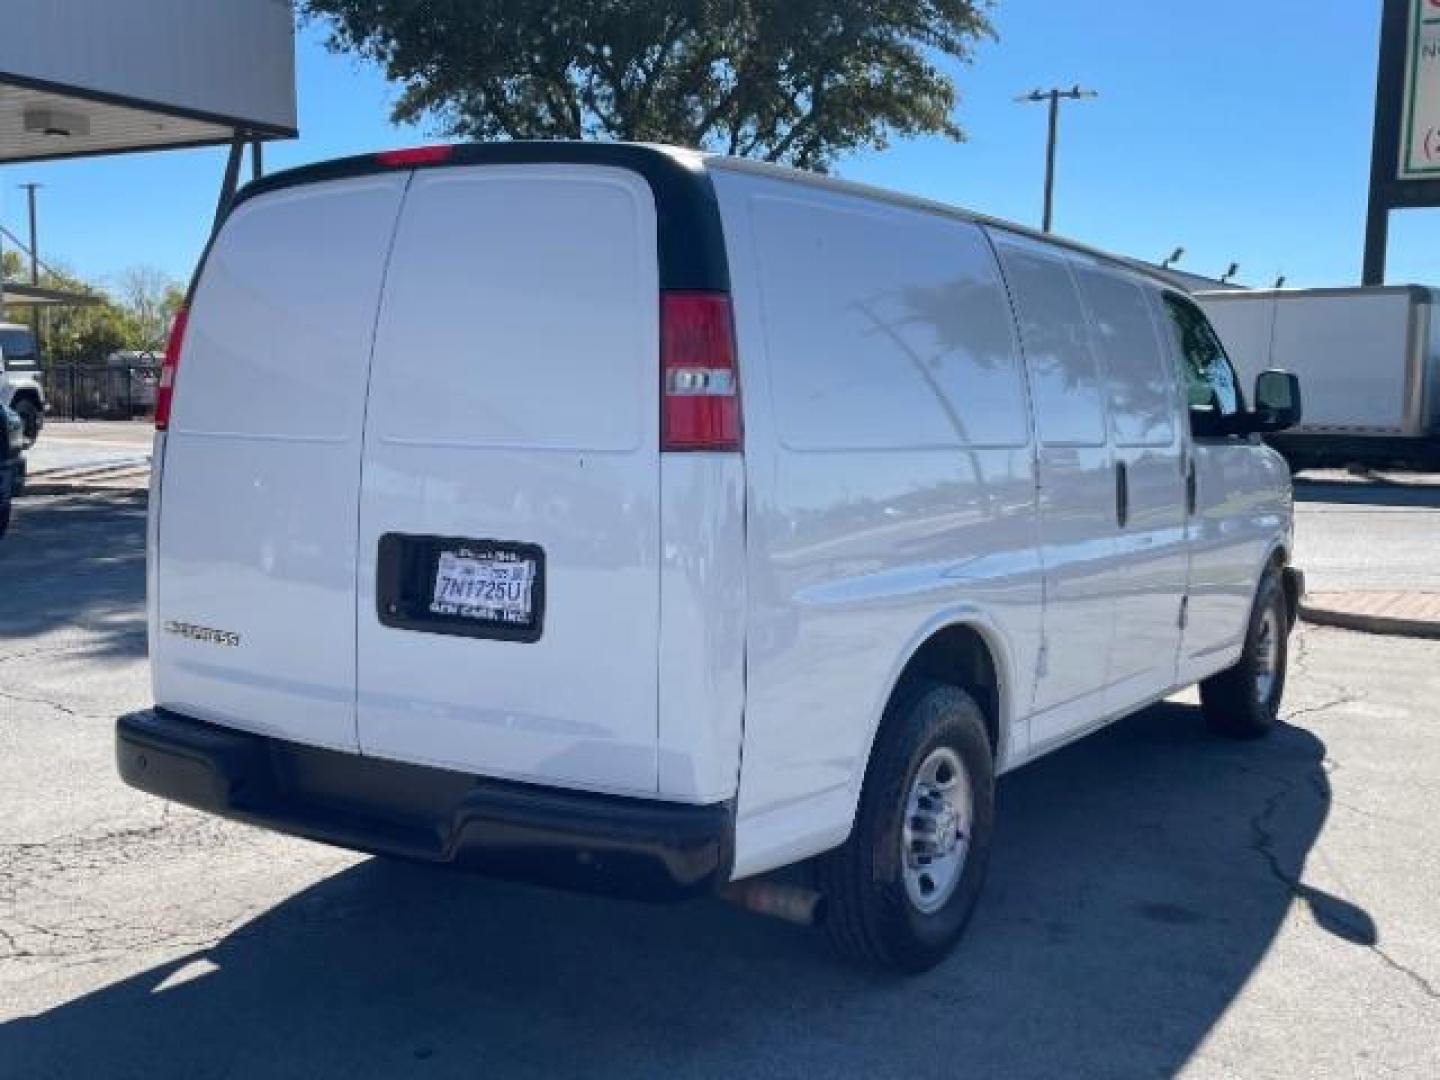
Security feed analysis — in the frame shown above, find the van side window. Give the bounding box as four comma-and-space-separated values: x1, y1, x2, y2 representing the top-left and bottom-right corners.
752, 197, 1029, 450
1161, 294, 1241, 434
995, 245, 1106, 447
1073, 267, 1176, 447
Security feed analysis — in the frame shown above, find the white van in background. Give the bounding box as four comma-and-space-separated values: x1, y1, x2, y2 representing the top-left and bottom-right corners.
0, 322, 46, 446
118, 143, 1304, 971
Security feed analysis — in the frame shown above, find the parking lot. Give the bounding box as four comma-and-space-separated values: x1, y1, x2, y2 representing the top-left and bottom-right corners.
1, 478, 1438, 1079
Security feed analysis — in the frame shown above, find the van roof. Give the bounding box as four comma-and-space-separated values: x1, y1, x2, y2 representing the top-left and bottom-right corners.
231, 141, 1183, 295
700, 153, 1184, 293
233, 140, 730, 293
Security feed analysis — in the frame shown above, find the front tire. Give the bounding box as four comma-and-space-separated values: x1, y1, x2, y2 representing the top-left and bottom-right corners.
13, 398, 41, 448
815, 681, 995, 972
1200, 570, 1289, 739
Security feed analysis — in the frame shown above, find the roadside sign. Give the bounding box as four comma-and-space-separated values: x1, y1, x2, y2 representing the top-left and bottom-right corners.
1400, 0, 1440, 177
1365, 0, 1440, 283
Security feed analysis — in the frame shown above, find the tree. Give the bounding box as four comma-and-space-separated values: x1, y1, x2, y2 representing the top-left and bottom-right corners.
116, 266, 185, 353
33, 265, 142, 365
2, 258, 181, 365
299, 0, 994, 172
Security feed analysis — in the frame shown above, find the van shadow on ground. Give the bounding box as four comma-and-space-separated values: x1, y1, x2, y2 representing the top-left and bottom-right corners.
2, 703, 1344, 1080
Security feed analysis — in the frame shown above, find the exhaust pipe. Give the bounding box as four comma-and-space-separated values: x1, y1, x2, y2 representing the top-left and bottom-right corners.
721, 879, 827, 927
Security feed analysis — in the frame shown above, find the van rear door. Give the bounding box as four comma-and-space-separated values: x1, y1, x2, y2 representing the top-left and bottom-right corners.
153, 175, 409, 750
355, 165, 663, 796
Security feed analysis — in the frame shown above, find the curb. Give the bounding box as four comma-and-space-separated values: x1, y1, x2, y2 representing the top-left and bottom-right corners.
20, 482, 148, 498
1299, 601, 1440, 640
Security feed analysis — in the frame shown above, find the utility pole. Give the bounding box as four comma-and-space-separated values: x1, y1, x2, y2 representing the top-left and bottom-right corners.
18, 184, 41, 286
1016, 85, 1098, 233
18, 183, 42, 340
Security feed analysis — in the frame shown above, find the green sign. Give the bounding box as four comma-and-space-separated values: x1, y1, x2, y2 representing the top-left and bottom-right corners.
1401, 0, 1440, 177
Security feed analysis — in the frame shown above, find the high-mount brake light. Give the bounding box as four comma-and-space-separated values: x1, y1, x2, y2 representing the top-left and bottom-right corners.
375, 145, 455, 167
661, 291, 742, 452
154, 306, 189, 431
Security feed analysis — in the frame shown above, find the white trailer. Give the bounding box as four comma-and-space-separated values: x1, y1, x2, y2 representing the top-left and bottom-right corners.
1196, 286, 1440, 470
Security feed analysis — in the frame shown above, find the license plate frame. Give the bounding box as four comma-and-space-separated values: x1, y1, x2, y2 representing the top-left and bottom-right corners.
377, 534, 546, 643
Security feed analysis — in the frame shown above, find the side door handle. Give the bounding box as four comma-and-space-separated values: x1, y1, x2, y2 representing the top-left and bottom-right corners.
1115, 460, 1129, 529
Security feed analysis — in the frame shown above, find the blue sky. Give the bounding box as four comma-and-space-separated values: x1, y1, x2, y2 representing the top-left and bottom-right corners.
3, 0, 1435, 293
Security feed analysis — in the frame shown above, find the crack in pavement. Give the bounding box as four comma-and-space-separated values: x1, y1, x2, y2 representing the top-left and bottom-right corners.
1286, 631, 1360, 717
1250, 632, 1440, 1002
0, 809, 262, 963
1283, 695, 1359, 725
1248, 772, 1440, 1004
0, 688, 105, 721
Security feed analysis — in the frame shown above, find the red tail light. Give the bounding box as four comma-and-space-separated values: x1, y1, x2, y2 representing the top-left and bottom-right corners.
661, 292, 742, 452
376, 145, 454, 167
155, 305, 188, 431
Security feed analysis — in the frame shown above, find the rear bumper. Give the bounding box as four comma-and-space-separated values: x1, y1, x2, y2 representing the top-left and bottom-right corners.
117, 708, 733, 900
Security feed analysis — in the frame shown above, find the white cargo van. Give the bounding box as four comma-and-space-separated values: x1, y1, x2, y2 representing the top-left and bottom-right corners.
119, 143, 1304, 971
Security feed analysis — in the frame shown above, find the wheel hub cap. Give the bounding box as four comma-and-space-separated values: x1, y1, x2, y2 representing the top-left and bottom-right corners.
901, 746, 974, 915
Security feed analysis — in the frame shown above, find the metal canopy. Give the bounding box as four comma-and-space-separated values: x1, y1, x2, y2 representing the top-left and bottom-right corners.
0, 81, 254, 165
0, 0, 296, 165
1, 283, 101, 308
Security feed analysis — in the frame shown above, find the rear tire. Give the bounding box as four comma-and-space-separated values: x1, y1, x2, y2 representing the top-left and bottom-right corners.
815, 681, 995, 973
1200, 570, 1289, 739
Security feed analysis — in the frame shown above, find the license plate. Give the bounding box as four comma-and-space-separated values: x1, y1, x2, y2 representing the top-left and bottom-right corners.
377, 534, 547, 643
430, 550, 537, 623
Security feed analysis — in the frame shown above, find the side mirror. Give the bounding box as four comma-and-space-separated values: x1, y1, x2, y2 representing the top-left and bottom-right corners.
1249, 369, 1302, 433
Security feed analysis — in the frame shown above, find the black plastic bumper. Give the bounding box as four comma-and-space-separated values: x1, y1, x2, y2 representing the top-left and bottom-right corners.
117, 708, 733, 900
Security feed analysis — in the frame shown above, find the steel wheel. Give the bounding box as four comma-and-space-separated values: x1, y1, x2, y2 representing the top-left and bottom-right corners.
901, 746, 973, 915
1254, 606, 1281, 704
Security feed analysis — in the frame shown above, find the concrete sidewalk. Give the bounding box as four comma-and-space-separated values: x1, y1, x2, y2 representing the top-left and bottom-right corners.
1300, 591, 1440, 639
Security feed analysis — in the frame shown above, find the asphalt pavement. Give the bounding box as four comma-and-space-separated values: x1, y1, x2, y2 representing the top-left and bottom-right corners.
1293, 470, 1440, 593
1, 486, 1437, 1079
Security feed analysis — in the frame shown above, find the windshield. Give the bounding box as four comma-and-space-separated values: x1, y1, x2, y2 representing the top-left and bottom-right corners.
0, 327, 39, 371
